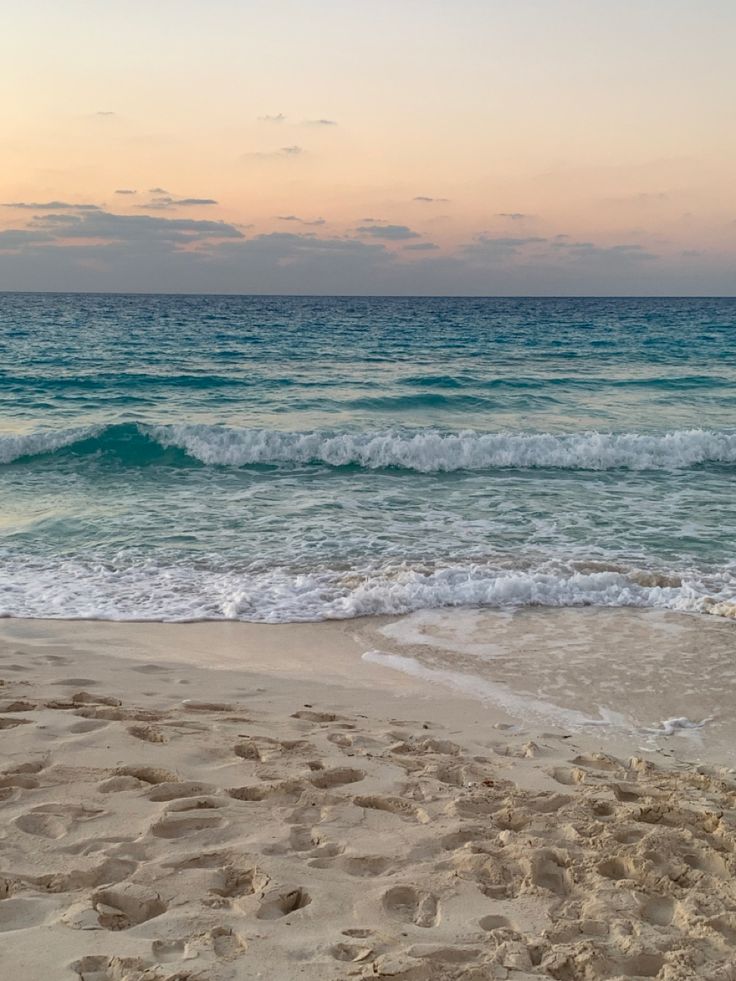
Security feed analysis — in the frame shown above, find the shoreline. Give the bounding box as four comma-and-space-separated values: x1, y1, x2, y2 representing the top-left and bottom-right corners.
1, 609, 735, 979
2, 606, 734, 763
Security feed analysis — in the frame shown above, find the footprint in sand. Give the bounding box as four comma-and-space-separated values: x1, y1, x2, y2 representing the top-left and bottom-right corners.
15, 804, 104, 839
572, 752, 620, 772
525, 792, 571, 814
326, 731, 353, 748
610, 825, 647, 844
71, 955, 154, 980
590, 798, 618, 818
0, 717, 32, 730
527, 849, 572, 896
93, 886, 167, 930
479, 914, 512, 932
164, 797, 227, 814
227, 780, 305, 804
114, 765, 179, 785
181, 700, 234, 712
382, 885, 440, 928
291, 709, 342, 723
353, 795, 429, 823
0, 772, 40, 791
146, 780, 216, 802
71, 691, 121, 707
440, 827, 488, 850
151, 938, 188, 963
234, 736, 314, 762
256, 886, 312, 920
306, 841, 344, 864
234, 737, 269, 761
209, 866, 270, 900
0, 699, 36, 712
150, 813, 226, 838
637, 894, 676, 926
208, 927, 249, 958
389, 736, 461, 757
309, 766, 365, 790
98, 776, 147, 793
337, 855, 395, 877
550, 766, 587, 786
31, 858, 137, 893
126, 724, 167, 743
682, 847, 730, 879
330, 942, 374, 963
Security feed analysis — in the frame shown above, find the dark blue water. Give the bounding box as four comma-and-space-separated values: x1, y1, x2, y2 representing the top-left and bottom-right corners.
1, 294, 735, 620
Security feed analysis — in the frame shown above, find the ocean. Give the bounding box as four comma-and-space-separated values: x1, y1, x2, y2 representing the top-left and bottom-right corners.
1, 293, 734, 623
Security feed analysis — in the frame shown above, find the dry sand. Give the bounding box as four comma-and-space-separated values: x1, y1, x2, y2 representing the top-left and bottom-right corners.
1, 611, 735, 980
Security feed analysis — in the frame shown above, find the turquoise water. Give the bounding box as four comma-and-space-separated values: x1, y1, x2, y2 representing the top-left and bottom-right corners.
1, 293, 735, 621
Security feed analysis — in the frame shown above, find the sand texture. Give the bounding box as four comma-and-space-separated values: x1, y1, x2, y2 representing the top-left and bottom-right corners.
1, 620, 736, 980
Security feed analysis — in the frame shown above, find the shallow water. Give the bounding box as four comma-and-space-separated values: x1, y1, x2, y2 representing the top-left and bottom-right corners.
1, 293, 735, 621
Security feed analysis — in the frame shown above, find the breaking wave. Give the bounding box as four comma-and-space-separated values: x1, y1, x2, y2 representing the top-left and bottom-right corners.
3, 423, 736, 472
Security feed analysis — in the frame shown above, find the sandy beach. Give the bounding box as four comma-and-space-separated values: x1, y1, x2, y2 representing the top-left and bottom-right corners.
1, 610, 735, 980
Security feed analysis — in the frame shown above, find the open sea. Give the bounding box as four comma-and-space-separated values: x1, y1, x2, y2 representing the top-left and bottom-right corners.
1, 293, 735, 623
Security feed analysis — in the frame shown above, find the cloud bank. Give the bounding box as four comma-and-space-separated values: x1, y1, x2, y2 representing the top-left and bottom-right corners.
2, 199, 730, 295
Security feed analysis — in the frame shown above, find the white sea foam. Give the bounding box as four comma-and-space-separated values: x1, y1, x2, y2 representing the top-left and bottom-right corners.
647, 716, 712, 736
0, 557, 732, 623
151, 425, 736, 471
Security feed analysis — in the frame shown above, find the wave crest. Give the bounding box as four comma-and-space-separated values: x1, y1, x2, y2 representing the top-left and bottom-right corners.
148, 425, 736, 471
2, 423, 736, 471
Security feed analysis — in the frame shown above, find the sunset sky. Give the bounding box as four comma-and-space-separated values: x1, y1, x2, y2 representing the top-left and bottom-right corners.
2, 0, 735, 294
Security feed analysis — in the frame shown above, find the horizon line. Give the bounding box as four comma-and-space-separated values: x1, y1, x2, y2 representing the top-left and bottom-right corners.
2, 290, 735, 300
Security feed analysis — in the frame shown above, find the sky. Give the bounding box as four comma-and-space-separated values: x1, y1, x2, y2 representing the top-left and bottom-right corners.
1, 0, 735, 295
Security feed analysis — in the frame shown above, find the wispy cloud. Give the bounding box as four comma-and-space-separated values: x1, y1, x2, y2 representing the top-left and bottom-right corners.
3, 201, 100, 211
404, 242, 439, 251
462, 235, 546, 257
258, 113, 286, 123
304, 118, 337, 126
356, 223, 420, 240
139, 195, 218, 211
414, 196, 449, 203
94, 111, 116, 117
243, 145, 304, 160
496, 212, 529, 221
553, 241, 657, 261
115, 189, 137, 195
276, 215, 326, 226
